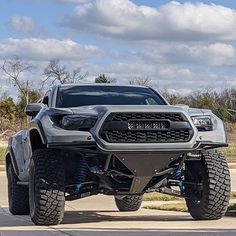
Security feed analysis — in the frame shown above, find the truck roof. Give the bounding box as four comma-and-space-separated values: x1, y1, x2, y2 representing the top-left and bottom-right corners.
57, 83, 149, 89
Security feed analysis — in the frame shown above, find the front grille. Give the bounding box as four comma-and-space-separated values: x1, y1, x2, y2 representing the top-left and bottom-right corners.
100, 112, 193, 143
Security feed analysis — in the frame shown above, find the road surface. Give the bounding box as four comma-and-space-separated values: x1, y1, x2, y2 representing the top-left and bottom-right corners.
0, 171, 236, 236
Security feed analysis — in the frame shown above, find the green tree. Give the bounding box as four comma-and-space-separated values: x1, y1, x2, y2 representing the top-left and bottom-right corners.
0, 97, 16, 121
16, 89, 42, 121
95, 74, 116, 83
0, 97, 17, 137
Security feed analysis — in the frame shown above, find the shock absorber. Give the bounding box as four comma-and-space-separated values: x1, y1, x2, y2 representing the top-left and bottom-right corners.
175, 170, 184, 193
74, 155, 88, 193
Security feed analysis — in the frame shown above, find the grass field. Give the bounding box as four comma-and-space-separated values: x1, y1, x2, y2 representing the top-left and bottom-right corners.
220, 144, 236, 162
144, 202, 236, 212
143, 192, 236, 202
143, 193, 181, 201
144, 203, 188, 212
144, 192, 236, 212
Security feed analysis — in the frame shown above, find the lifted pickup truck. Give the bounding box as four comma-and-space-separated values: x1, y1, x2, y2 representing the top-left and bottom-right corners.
5, 84, 230, 225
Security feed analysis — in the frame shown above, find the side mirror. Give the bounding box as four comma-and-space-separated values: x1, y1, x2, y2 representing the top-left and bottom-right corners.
25, 103, 43, 117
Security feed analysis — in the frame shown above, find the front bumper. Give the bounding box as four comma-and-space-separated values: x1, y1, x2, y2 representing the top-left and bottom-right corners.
42, 105, 227, 152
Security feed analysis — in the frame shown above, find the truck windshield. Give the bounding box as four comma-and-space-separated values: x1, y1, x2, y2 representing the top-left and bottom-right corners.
56, 85, 167, 108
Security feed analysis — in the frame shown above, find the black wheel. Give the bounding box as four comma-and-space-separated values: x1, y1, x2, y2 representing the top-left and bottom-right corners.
7, 163, 30, 215
29, 149, 65, 225
185, 150, 230, 220
115, 195, 143, 211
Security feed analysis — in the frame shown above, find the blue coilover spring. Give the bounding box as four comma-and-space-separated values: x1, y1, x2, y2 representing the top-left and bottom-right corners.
75, 155, 88, 193
175, 170, 184, 193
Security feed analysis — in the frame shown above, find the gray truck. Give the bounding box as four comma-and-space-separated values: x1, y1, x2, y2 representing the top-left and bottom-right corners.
5, 84, 230, 225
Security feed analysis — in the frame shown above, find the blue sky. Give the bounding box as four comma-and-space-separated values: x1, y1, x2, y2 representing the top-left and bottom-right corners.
1, 0, 236, 97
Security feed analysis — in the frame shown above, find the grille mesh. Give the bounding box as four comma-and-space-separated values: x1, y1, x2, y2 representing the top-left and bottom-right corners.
105, 130, 190, 143
100, 112, 192, 143
112, 113, 185, 122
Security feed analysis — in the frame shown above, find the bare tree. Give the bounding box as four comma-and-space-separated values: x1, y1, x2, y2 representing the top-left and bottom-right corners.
43, 59, 88, 85
128, 77, 152, 86
1, 57, 34, 105
0, 129, 8, 138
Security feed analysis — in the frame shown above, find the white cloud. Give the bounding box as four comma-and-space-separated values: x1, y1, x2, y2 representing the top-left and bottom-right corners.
0, 84, 11, 95
84, 59, 235, 93
63, 0, 236, 42
10, 16, 46, 36
177, 43, 236, 66
3, 0, 236, 94
55, 0, 90, 3
88, 61, 189, 83
107, 41, 236, 67
26, 0, 91, 4
0, 38, 102, 61
135, 43, 236, 66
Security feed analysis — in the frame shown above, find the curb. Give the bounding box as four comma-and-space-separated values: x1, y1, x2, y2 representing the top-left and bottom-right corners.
228, 163, 236, 166
0, 165, 5, 172
228, 163, 236, 169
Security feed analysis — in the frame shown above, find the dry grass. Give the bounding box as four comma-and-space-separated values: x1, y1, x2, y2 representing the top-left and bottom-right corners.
222, 124, 236, 163
144, 192, 236, 202
143, 192, 236, 201
143, 192, 236, 213
220, 126, 236, 163
226, 123, 236, 137
0, 147, 6, 162
220, 144, 236, 163
231, 192, 236, 199
144, 202, 236, 213
143, 193, 181, 201
144, 203, 188, 212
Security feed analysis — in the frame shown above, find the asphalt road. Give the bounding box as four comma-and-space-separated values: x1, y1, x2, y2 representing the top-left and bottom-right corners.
0, 171, 236, 236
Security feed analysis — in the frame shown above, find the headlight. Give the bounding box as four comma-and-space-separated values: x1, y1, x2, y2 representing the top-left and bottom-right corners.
62, 115, 97, 131
191, 116, 214, 131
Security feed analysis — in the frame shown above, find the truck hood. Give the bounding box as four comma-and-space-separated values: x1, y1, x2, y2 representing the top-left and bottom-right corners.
47, 105, 212, 118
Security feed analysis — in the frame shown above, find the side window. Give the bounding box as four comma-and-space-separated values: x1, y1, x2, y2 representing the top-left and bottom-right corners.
42, 96, 49, 106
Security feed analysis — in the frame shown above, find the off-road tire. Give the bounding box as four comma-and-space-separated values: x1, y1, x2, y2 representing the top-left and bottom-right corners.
8, 163, 30, 215
185, 150, 230, 220
115, 195, 143, 211
29, 149, 65, 225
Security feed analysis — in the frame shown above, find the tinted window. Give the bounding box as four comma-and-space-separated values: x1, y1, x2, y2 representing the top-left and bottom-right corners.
42, 96, 49, 106
56, 86, 166, 108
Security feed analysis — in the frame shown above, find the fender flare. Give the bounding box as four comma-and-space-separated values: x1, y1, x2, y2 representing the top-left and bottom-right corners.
5, 146, 19, 176
7, 120, 47, 176
28, 119, 47, 147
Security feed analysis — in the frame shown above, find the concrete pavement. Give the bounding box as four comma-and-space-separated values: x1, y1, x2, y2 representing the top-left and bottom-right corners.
230, 169, 236, 191
0, 172, 236, 236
